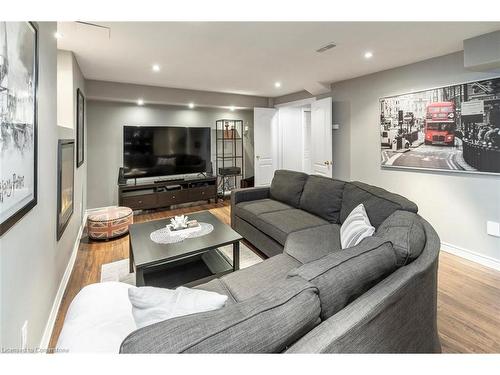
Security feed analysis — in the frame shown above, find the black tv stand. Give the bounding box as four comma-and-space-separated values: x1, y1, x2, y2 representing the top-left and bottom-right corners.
153, 177, 185, 184
119, 174, 217, 211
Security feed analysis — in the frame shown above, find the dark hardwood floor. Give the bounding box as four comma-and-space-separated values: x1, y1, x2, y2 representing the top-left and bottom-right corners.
49, 201, 500, 353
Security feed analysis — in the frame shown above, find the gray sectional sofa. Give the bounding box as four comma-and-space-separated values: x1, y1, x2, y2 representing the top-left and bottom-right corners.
120, 170, 441, 353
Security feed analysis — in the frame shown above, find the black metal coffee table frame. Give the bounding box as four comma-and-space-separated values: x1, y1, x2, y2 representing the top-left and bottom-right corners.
129, 211, 242, 287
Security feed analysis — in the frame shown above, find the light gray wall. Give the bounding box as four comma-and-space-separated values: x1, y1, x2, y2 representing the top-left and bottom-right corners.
273, 89, 333, 106
87, 101, 254, 209
331, 100, 351, 181
464, 30, 500, 71
86, 80, 269, 109
56, 52, 87, 290
331, 51, 500, 262
0, 22, 79, 349
56, 50, 73, 128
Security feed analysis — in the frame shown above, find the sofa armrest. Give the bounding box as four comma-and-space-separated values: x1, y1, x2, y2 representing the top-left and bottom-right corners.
288, 237, 398, 320
231, 187, 270, 206
285, 217, 441, 353
375, 210, 426, 266
231, 187, 270, 229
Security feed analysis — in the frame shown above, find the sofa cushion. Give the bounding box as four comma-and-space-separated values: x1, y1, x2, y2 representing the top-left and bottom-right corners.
257, 209, 329, 246
128, 286, 228, 329
234, 198, 292, 229
284, 224, 341, 264
288, 237, 398, 320
120, 276, 321, 353
270, 169, 308, 208
193, 279, 237, 305
299, 175, 345, 223
220, 253, 301, 301
340, 181, 418, 229
232, 215, 284, 258
375, 210, 426, 266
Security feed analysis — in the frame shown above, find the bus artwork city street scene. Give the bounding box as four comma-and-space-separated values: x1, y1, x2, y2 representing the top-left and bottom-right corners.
380, 77, 500, 174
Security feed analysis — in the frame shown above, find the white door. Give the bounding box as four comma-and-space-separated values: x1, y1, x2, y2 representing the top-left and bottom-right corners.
277, 106, 302, 172
254, 107, 278, 186
311, 97, 333, 177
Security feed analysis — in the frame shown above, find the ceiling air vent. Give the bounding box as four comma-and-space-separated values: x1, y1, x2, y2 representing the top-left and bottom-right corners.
75, 21, 111, 39
316, 42, 336, 53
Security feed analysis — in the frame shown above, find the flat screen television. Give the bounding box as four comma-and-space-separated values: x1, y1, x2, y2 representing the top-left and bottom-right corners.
123, 126, 211, 179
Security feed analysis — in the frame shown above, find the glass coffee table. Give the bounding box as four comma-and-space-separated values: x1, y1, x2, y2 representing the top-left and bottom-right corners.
129, 211, 242, 287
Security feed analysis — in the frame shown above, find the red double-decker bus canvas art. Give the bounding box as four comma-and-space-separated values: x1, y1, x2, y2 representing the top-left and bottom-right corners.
380, 77, 500, 175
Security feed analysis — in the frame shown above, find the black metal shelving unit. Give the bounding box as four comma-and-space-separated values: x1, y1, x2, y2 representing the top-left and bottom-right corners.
215, 119, 244, 198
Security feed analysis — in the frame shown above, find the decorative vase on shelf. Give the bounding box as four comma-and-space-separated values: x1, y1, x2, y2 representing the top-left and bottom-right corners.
224, 121, 233, 139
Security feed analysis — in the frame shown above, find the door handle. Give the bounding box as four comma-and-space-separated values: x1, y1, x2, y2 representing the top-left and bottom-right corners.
256, 155, 260, 160
324, 161, 330, 165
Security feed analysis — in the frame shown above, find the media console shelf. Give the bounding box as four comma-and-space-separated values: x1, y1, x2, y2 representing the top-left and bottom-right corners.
118, 175, 217, 211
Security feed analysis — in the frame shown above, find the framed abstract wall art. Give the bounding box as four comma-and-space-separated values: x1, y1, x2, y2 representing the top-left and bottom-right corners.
380, 77, 500, 175
0, 22, 38, 236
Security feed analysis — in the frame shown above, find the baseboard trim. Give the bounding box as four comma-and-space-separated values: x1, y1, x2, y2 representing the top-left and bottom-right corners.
40, 213, 87, 349
441, 242, 500, 271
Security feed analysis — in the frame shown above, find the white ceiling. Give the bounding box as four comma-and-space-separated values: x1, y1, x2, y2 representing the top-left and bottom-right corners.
57, 22, 500, 98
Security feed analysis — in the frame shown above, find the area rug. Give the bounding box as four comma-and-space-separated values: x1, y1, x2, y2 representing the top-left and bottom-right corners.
100, 242, 263, 286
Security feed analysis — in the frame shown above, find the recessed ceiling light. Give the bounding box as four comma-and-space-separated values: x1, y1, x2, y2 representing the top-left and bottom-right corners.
188, 103, 195, 109
229, 106, 236, 111
274, 82, 281, 88
137, 99, 144, 106
152, 64, 160, 72
364, 51, 373, 59
54, 32, 63, 39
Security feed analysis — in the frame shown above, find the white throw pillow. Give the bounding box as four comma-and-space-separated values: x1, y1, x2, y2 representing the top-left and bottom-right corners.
128, 286, 228, 329
340, 203, 375, 249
